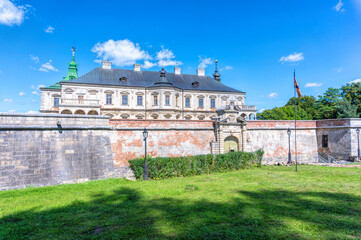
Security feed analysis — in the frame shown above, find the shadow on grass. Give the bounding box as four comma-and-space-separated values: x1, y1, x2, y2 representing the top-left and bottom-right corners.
1, 187, 360, 239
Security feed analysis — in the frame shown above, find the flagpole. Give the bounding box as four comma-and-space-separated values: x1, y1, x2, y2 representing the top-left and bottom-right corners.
294, 70, 298, 172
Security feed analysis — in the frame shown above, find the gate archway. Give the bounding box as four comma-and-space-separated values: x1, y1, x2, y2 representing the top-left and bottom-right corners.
224, 136, 239, 153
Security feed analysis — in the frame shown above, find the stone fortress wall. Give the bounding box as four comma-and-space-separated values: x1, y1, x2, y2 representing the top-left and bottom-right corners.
1, 113, 359, 190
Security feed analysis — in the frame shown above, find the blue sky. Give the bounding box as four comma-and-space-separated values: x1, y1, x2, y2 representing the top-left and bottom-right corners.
1, 0, 361, 113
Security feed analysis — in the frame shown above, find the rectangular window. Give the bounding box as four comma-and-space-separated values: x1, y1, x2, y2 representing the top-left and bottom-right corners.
122, 95, 128, 105
106, 94, 112, 104
322, 135, 328, 148
165, 95, 170, 105
211, 99, 216, 108
199, 98, 204, 108
185, 97, 191, 107
54, 97, 59, 107
137, 96, 143, 106
78, 95, 84, 104
154, 95, 158, 105
176, 95, 179, 107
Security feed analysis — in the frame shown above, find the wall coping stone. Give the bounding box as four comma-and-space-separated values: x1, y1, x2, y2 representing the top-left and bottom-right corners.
0, 125, 111, 131
111, 126, 214, 131
0, 112, 109, 119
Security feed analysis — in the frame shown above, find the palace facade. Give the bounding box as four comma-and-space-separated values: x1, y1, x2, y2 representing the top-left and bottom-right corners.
40, 50, 257, 120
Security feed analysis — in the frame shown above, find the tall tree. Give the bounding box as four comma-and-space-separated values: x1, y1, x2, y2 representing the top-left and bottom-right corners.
336, 99, 359, 118
341, 82, 361, 113
285, 95, 317, 119
315, 88, 342, 119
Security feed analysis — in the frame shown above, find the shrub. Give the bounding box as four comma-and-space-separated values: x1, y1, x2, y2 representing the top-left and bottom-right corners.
129, 150, 264, 180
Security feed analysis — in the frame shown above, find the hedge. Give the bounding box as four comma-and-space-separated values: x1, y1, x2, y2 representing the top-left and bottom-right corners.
129, 150, 264, 180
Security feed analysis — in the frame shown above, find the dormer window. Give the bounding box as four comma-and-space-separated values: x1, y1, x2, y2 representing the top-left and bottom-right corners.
119, 77, 127, 82
192, 81, 199, 87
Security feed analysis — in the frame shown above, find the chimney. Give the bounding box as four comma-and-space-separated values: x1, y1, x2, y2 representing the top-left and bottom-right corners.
174, 67, 181, 74
134, 64, 141, 72
101, 60, 112, 69
197, 68, 205, 76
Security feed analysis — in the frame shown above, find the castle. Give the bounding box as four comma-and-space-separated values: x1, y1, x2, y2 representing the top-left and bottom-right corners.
1, 49, 359, 191
39, 48, 257, 121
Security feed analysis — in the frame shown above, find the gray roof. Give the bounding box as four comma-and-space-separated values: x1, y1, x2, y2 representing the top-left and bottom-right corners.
62, 67, 244, 93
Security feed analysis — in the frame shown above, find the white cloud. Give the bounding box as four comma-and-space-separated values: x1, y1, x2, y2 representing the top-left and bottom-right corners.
336, 68, 342, 73
349, 79, 361, 84
31, 99, 36, 102
143, 60, 157, 69
0, 0, 28, 26
268, 92, 278, 98
39, 60, 58, 72
198, 56, 213, 69
8, 109, 16, 113
156, 48, 182, 67
32, 90, 39, 95
44, 26, 54, 33
27, 110, 38, 114
305, 82, 323, 88
220, 66, 233, 71
0, 70, 2, 73
30, 54, 39, 63
92, 39, 151, 67
334, 0, 344, 12
19, 91, 25, 96
259, 108, 266, 113
279, 52, 304, 63
3, 98, 13, 102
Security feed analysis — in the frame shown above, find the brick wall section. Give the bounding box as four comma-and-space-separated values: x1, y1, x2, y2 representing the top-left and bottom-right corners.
109, 119, 215, 166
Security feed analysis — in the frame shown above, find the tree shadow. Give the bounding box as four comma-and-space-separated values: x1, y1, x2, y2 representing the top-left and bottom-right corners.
1, 187, 360, 239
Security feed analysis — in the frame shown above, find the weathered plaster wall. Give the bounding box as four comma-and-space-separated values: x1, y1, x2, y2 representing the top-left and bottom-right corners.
109, 119, 215, 166
247, 120, 318, 164
0, 113, 131, 190
316, 119, 361, 160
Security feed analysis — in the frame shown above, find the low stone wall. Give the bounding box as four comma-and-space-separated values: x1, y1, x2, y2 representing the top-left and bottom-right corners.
1, 113, 360, 190
0, 113, 130, 190
109, 119, 215, 166
247, 120, 318, 164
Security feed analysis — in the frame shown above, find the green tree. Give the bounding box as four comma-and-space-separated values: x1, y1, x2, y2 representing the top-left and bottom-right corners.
315, 88, 342, 119
257, 105, 310, 120
285, 95, 317, 119
336, 99, 359, 118
341, 82, 361, 113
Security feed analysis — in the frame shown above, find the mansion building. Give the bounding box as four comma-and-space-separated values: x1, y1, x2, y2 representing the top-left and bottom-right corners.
40, 49, 257, 120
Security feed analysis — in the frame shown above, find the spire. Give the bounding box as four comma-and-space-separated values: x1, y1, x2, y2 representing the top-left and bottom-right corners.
213, 59, 221, 81
63, 46, 78, 81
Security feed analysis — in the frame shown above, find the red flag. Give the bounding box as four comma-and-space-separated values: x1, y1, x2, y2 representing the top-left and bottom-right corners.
294, 72, 302, 99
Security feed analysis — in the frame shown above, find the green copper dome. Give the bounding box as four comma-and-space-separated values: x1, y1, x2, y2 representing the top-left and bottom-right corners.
46, 47, 78, 90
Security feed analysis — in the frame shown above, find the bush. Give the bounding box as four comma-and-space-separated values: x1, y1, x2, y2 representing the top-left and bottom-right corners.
129, 150, 264, 180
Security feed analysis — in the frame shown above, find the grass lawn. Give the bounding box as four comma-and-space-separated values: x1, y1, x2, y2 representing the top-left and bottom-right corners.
1, 165, 361, 240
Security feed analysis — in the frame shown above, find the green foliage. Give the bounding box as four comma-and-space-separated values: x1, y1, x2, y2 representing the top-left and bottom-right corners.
336, 98, 359, 118
129, 150, 264, 180
259, 84, 361, 120
257, 105, 310, 120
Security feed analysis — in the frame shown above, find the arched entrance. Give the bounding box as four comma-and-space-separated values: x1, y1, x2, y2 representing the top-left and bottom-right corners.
224, 136, 239, 153
88, 110, 99, 115
74, 110, 86, 115
61, 109, 72, 114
